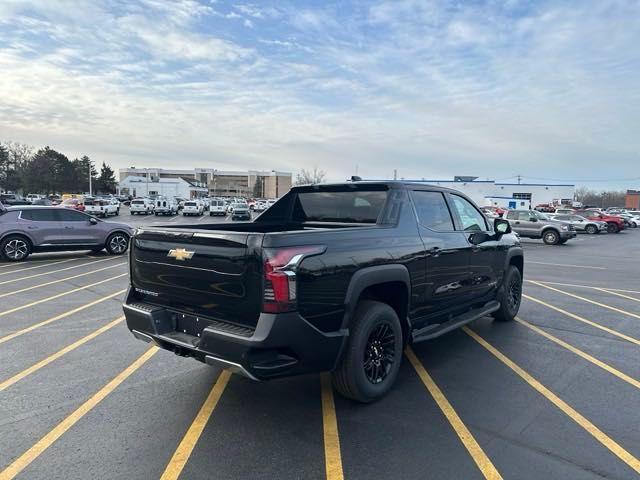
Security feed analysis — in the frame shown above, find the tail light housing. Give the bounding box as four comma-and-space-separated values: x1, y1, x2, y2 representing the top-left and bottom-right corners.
262, 245, 325, 313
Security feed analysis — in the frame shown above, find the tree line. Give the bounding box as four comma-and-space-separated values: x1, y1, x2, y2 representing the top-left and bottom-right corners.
574, 187, 629, 208
0, 141, 117, 195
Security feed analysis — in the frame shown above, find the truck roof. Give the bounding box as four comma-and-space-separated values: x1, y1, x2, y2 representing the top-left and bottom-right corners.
291, 180, 466, 195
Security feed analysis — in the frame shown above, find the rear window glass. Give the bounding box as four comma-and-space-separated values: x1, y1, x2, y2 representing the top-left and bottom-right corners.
131, 200, 144, 205
292, 190, 387, 223
185, 202, 196, 206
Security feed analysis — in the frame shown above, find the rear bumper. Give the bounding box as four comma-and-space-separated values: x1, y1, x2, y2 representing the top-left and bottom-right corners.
123, 288, 347, 381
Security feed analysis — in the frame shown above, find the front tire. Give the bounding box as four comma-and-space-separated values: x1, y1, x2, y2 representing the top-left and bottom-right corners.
333, 300, 403, 403
1, 235, 31, 262
607, 222, 619, 234
585, 224, 598, 234
105, 232, 130, 255
542, 229, 560, 245
493, 265, 522, 322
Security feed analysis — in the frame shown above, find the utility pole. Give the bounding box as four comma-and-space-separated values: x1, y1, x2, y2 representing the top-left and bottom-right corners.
393, 169, 397, 180
88, 160, 93, 196
517, 174, 522, 185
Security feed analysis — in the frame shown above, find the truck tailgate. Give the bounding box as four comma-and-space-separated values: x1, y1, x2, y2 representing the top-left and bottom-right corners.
130, 228, 264, 328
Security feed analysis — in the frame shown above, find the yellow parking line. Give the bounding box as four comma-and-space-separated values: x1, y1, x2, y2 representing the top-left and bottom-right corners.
0, 256, 116, 286
463, 327, 640, 474
0, 316, 124, 392
0, 272, 128, 318
0, 289, 126, 344
515, 318, 640, 390
0, 262, 126, 300
0, 347, 158, 480
595, 288, 640, 303
159, 370, 231, 480
0, 257, 80, 277
406, 348, 502, 480
320, 373, 344, 480
526, 261, 606, 270
522, 294, 640, 346
526, 280, 640, 295
0, 257, 73, 270
527, 281, 640, 321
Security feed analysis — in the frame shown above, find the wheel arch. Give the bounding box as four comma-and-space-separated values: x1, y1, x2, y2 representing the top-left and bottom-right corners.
341, 264, 411, 342
0, 230, 36, 247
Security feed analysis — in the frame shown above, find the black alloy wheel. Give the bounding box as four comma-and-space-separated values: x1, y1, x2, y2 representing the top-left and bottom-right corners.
363, 323, 396, 385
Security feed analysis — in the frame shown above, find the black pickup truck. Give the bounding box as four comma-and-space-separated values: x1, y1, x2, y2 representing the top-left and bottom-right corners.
124, 181, 523, 402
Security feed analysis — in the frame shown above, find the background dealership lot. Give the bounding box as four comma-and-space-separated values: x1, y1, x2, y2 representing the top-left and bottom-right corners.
0, 206, 638, 479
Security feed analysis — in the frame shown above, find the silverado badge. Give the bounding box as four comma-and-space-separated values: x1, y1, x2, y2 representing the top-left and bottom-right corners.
167, 248, 195, 261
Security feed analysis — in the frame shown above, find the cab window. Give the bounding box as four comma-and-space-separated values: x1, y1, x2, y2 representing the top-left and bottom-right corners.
20, 209, 60, 221
58, 209, 89, 222
411, 191, 454, 231
450, 195, 488, 231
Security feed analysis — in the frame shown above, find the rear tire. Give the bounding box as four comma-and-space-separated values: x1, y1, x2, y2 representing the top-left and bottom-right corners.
607, 222, 619, 234
1, 235, 32, 261
492, 265, 522, 322
105, 232, 130, 255
333, 300, 403, 403
542, 229, 560, 245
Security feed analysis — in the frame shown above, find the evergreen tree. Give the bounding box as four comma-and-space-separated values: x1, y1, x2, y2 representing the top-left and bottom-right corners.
96, 161, 117, 194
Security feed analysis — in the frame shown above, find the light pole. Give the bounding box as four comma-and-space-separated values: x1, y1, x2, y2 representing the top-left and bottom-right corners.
88, 160, 93, 196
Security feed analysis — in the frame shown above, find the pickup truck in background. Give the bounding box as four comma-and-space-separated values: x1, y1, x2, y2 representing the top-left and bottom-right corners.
123, 182, 523, 402
84, 198, 119, 218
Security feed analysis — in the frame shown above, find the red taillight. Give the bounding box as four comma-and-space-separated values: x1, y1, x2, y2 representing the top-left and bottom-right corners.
262, 246, 325, 313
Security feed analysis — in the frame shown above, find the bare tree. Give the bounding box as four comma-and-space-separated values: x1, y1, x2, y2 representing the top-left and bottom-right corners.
294, 167, 326, 186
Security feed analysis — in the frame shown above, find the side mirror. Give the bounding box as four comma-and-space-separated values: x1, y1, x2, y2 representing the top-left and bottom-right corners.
529, 216, 538, 222
89, 217, 98, 225
494, 218, 511, 235
469, 232, 491, 245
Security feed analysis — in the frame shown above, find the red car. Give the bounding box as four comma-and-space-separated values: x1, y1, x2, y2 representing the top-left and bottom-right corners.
576, 210, 625, 233
60, 198, 85, 212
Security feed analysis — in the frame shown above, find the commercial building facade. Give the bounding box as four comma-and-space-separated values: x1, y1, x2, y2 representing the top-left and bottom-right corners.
400, 178, 575, 208
118, 168, 292, 198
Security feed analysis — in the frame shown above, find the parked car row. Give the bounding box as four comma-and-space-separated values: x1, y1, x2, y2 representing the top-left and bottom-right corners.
497, 206, 635, 245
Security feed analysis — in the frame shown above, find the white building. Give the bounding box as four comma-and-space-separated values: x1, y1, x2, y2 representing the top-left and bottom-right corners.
403, 178, 575, 208
117, 175, 207, 199
118, 167, 292, 198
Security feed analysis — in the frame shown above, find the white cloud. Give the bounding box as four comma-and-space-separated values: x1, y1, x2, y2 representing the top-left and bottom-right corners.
0, 0, 639, 187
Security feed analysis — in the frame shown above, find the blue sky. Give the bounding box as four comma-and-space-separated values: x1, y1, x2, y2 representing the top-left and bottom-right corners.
1, 0, 639, 188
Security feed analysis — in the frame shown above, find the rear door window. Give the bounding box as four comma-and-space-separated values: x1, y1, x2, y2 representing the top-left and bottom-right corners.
411, 191, 454, 231
21, 209, 60, 221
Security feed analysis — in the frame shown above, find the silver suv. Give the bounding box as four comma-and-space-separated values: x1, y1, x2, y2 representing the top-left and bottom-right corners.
505, 209, 576, 245
0, 205, 133, 261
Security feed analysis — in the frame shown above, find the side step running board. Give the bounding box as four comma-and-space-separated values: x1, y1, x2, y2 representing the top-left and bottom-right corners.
411, 300, 500, 343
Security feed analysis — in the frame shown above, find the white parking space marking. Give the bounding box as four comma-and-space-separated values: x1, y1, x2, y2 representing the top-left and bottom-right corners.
526, 261, 606, 270
0, 257, 80, 277
525, 280, 640, 295
0, 256, 116, 286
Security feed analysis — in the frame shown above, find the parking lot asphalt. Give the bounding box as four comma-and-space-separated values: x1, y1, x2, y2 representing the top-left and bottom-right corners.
1, 208, 639, 480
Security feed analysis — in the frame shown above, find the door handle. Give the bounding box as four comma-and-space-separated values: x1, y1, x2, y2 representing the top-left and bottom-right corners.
64, 226, 73, 229
428, 247, 441, 257
27, 226, 38, 230
514, 221, 520, 224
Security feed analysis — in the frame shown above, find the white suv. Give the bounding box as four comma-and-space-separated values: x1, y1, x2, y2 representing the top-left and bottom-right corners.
182, 200, 204, 216
130, 198, 154, 215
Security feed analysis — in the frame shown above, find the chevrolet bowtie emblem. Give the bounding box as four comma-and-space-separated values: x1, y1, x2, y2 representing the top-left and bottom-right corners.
167, 248, 195, 261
